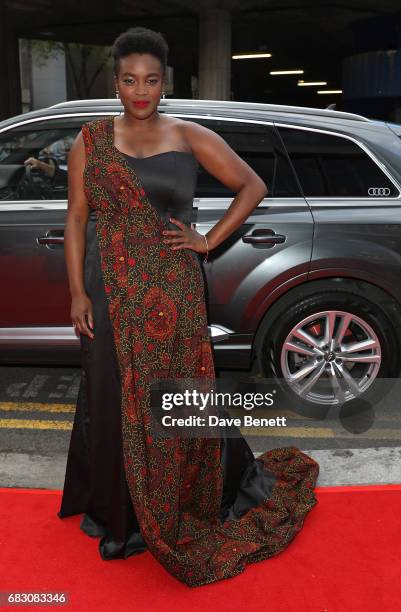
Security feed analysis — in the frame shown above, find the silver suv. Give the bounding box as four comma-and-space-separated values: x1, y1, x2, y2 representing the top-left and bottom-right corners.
1, 98, 401, 410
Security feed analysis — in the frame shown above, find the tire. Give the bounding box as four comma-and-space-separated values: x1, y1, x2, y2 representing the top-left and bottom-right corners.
256, 283, 401, 417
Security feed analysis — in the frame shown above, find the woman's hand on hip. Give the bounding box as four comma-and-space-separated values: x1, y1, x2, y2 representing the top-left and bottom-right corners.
71, 292, 95, 339
162, 218, 207, 255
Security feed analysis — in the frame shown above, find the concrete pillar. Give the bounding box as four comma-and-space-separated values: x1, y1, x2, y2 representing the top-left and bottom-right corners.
0, 5, 21, 120
168, 48, 192, 99
198, 8, 231, 100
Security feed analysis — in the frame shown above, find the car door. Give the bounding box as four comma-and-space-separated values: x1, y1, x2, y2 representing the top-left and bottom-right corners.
0, 114, 99, 348
276, 124, 401, 292
178, 116, 314, 367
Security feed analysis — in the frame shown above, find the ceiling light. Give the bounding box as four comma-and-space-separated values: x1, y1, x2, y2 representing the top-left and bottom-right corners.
297, 81, 328, 86
232, 53, 272, 59
270, 70, 304, 75
317, 89, 342, 94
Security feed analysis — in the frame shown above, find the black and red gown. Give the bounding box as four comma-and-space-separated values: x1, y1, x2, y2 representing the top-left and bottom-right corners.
57, 117, 319, 587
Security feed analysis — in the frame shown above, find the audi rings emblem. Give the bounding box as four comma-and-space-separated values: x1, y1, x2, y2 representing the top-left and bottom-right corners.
368, 187, 391, 196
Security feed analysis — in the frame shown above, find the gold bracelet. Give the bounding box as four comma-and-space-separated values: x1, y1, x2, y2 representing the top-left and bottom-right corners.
203, 234, 209, 263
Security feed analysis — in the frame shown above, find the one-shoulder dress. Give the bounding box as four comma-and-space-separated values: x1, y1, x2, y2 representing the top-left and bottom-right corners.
57, 116, 319, 587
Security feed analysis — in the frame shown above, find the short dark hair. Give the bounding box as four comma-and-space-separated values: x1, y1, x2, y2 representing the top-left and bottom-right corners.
112, 27, 169, 75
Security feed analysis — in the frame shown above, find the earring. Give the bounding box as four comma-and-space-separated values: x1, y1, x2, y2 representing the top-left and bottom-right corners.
115, 90, 119, 98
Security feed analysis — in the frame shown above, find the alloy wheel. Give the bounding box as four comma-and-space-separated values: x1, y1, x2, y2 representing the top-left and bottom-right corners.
280, 310, 382, 405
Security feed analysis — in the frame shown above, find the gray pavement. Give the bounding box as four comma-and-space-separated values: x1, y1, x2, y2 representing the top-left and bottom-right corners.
1, 446, 400, 490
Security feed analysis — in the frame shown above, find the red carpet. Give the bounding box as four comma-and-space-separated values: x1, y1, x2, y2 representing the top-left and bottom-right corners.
0, 484, 400, 611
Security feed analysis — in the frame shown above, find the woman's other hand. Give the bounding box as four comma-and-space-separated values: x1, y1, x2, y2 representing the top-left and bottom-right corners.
162, 218, 207, 255
71, 292, 94, 339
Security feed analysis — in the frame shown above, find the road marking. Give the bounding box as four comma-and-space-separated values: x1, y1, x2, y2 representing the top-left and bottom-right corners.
221, 408, 401, 422
241, 427, 401, 439
0, 416, 399, 440
240, 427, 335, 437
49, 374, 80, 399
1, 402, 400, 426
0, 419, 72, 430
1, 403, 400, 425
5, 375, 48, 399
0, 402, 75, 413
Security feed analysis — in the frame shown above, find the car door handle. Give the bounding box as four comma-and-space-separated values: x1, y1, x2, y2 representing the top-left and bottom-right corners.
36, 230, 64, 246
242, 230, 286, 245
37, 236, 64, 245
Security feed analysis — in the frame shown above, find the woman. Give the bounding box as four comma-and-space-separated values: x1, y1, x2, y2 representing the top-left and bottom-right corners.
58, 26, 319, 587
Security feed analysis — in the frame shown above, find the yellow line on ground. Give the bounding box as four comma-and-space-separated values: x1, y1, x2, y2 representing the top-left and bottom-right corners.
0, 402, 75, 413
0, 419, 72, 430
0, 418, 399, 440
225, 408, 401, 422
241, 427, 401, 439
1, 403, 400, 428
240, 427, 335, 437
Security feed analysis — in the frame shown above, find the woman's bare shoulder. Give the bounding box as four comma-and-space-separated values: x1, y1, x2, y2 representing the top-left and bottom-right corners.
159, 115, 200, 152
169, 117, 215, 151
170, 116, 207, 134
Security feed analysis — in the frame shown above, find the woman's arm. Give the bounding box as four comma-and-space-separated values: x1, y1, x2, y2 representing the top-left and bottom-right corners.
64, 131, 94, 339
163, 120, 268, 255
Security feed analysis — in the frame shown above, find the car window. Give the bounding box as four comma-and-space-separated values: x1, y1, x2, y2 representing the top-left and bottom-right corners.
278, 126, 399, 198
0, 117, 90, 201
190, 119, 300, 198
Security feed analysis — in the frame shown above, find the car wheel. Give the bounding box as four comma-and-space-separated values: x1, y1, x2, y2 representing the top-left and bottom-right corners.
257, 288, 400, 415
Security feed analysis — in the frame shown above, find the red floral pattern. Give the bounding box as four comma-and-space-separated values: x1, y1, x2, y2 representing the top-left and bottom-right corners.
81, 116, 319, 587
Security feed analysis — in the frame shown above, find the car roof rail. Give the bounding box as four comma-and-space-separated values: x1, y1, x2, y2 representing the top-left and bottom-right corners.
49, 98, 370, 122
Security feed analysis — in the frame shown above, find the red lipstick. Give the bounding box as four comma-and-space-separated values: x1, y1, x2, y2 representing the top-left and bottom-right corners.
133, 101, 150, 108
